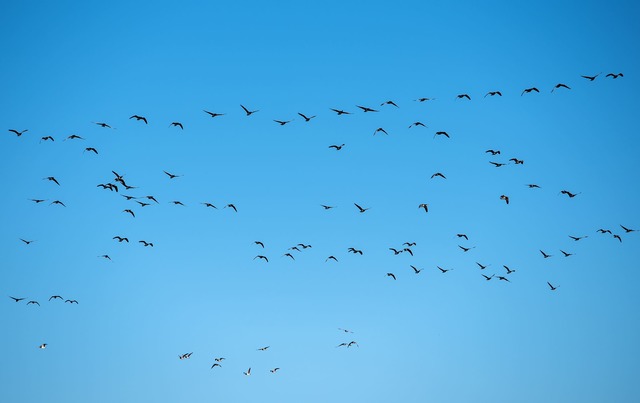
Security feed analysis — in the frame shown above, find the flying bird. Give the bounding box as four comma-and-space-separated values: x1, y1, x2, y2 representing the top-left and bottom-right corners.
202, 202, 218, 209
49, 295, 63, 301
321, 205, 336, 210
113, 236, 129, 243
404, 242, 416, 247
560, 250, 573, 257
20, 238, 35, 245
482, 274, 494, 281
326, 255, 338, 262
503, 265, 516, 274
8, 129, 28, 136
50, 200, 66, 207
389, 248, 402, 255
254, 241, 265, 248
386, 273, 396, 280
170, 201, 185, 206
270, 368, 280, 373
509, 158, 524, 165
410, 265, 422, 274
431, 172, 446, 179
9, 296, 25, 303
99, 255, 112, 261
620, 225, 636, 233
170, 122, 183, 129
458, 245, 475, 252
27, 301, 40, 306
476, 262, 489, 270
547, 282, 558, 291
347, 247, 363, 255
568, 235, 588, 241
560, 190, 580, 198
551, 83, 571, 92
526, 184, 541, 189
456, 234, 468, 240
211, 363, 222, 369
356, 105, 379, 113
540, 250, 552, 258
485, 149, 501, 155
44, 176, 60, 186
485, 91, 502, 97
129, 115, 148, 124
65, 299, 79, 304
240, 105, 259, 116
456, 94, 471, 100
408, 122, 427, 128
613, 234, 623, 243
225, 204, 238, 212
381, 100, 399, 107
298, 112, 316, 122
30, 199, 47, 203
84, 147, 98, 154
257, 346, 270, 351
606, 73, 623, 79
139, 240, 154, 247
94, 122, 112, 128
123, 209, 135, 217
581, 73, 600, 81
437, 266, 452, 274
163, 170, 182, 179
254, 255, 269, 262
329, 144, 345, 150
521, 87, 540, 96
373, 127, 388, 136
203, 110, 225, 118
415, 97, 435, 102
490, 161, 506, 167
497, 276, 511, 282
243, 368, 251, 376
354, 203, 370, 213
39, 344, 47, 349
330, 108, 350, 115
40, 136, 55, 142
283, 253, 295, 260
500, 195, 509, 204
434, 131, 450, 138
274, 119, 292, 126
418, 203, 429, 213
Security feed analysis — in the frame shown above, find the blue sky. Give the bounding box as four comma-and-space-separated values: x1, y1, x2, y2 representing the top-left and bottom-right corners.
1, 1, 639, 402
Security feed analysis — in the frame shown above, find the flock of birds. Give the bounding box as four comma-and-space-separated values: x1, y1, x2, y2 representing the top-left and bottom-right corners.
6, 71, 636, 376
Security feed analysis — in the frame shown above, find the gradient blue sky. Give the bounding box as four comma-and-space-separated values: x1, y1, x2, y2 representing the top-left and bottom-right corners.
2, 1, 639, 402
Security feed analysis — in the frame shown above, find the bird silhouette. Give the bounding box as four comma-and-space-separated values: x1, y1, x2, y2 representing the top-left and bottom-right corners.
456, 234, 468, 240
201, 202, 218, 209
476, 262, 489, 270
203, 110, 225, 118
458, 245, 475, 252
606, 73, 623, 79
225, 204, 238, 212
274, 119, 292, 126
415, 97, 435, 102
49, 295, 63, 301
485, 91, 502, 97
456, 94, 471, 100
620, 225, 636, 233
526, 184, 541, 189
321, 205, 336, 210
243, 368, 251, 376
597, 229, 612, 234
418, 203, 429, 213
386, 273, 396, 280
123, 209, 135, 217
613, 234, 623, 243
434, 131, 450, 138
354, 203, 370, 213
170, 122, 184, 129
490, 161, 506, 167
139, 240, 154, 247
163, 170, 182, 179
485, 149, 501, 155
94, 122, 112, 128
482, 274, 494, 281
540, 250, 552, 258
30, 199, 47, 203
136, 201, 151, 207
437, 266, 452, 274
257, 346, 270, 351
521, 87, 540, 95
270, 368, 280, 373
283, 253, 295, 260
211, 363, 222, 369
254, 241, 265, 248
20, 238, 35, 245
65, 299, 79, 304
113, 236, 129, 243
431, 172, 446, 179
581, 73, 601, 81
326, 255, 338, 262
129, 115, 148, 124
381, 100, 399, 107
8, 129, 28, 136
44, 176, 60, 186
373, 127, 388, 136
569, 235, 588, 241
330, 108, 350, 115
240, 105, 259, 116
500, 195, 509, 204
84, 147, 98, 154
10, 296, 26, 302
560, 250, 573, 257
560, 190, 580, 198
551, 83, 571, 92
509, 158, 524, 165
39, 344, 47, 349
347, 247, 363, 255
497, 276, 510, 282
40, 136, 55, 142
410, 265, 422, 274
329, 144, 345, 150
170, 201, 185, 206
503, 265, 516, 274
254, 255, 269, 262
547, 282, 558, 291
408, 122, 427, 128
298, 112, 316, 122
356, 105, 378, 112
50, 200, 66, 207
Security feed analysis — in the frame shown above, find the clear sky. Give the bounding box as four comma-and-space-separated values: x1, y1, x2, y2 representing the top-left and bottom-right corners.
1, 1, 639, 402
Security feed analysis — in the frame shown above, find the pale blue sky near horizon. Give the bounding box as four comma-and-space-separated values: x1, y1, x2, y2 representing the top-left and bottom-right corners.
1, 1, 639, 402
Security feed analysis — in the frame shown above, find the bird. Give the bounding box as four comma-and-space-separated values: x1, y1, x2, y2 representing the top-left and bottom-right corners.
456, 94, 471, 100
490, 161, 506, 167
497, 276, 511, 282
373, 127, 388, 136
214, 357, 226, 362
620, 225, 636, 233
113, 236, 129, 243
551, 83, 571, 92
503, 265, 516, 274
123, 209, 135, 217
254, 255, 269, 262
10, 296, 26, 302
274, 119, 292, 126
49, 295, 63, 301
330, 108, 350, 115
482, 274, 494, 281
500, 195, 509, 204
434, 131, 450, 138
437, 266, 452, 274
211, 363, 222, 369
201, 202, 218, 209
356, 105, 379, 113
163, 170, 182, 179
403, 248, 414, 256
485, 149, 501, 155
415, 97, 435, 102
329, 144, 345, 150
170, 201, 185, 206
321, 205, 335, 210
257, 346, 270, 351
418, 203, 429, 213
338, 328, 354, 333
403, 242, 416, 247
27, 300, 40, 306
65, 299, 78, 304
386, 273, 397, 280
326, 256, 338, 262
121, 194, 137, 201
526, 184, 541, 189
606, 73, 624, 79
560, 190, 580, 198
225, 204, 238, 212
347, 247, 363, 255
44, 176, 60, 186
20, 238, 35, 245
521, 87, 540, 95
581, 73, 601, 81
39, 344, 47, 349
129, 115, 148, 124
431, 172, 446, 179
240, 104, 259, 116
597, 229, 612, 234
547, 282, 558, 291
509, 158, 524, 165
84, 147, 98, 154
29, 199, 47, 203
288, 246, 301, 252
408, 122, 427, 128
203, 110, 225, 118
458, 245, 475, 252
540, 250, 552, 258
139, 240, 154, 247
283, 253, 295, 260
354, 203, 370, 213
298, 243, 312, 249
270, 368, 280, 373
179, 352, 193, 360
50, 200, 66, 207
8, 129, 28, 136
410, 265, 422, 274
136, 201, 151, 207
485, 91, 502, 97
94, 122, 112, 128
456, 234, 468, 240
613, 234, 623, 243
254, 241, 265, 248
389, 248, 402, 255
347, 341, 359, 348
170, 122, 183, 129
569, 235, 588, 241
381, 100, 399, 107
243, 368, 251, 376
476, 262, 489, 270
99, 255, 112, 261
40, 136, 55, 142
298, 112, 316, 122
560, 250, 573, 257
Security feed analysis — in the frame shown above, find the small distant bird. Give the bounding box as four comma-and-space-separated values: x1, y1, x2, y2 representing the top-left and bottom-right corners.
403, 248, 414, 256
321, 205, 335, 210
431, 172, 446, 179
415, 97, 435, 102
356, 105, 378, 112
476, 262, 489, 270
597, 229, 612, 234
354, 203, 370, 213
211, 363, 222, 369
329, 144, 345, 150
410, 265, 422, 274
408, 122, 427, 128
389, 248, 402, 255
254, 255, 269, 262
500, 195, 509, 204
569, 235, 588, 241
65, 299, 78, 304
163, 170, 182, 179
347, 341, 359, 348
170, 122, 184, 129
122, 194, 137, 200
560, 190, 580, 198
67, 134, 85, 140
418, 203, 429, 213
136, 201, 151, 207
613, 234, 623, 243
257, 346, 270, 351
509, 158, 524, 165
456, 234, 468, 240
347, 247, 363, 255
129, 115, 148, 124
437, 266, 452, 274
560, 250, 573, 257
458, 245, 474, 252
139, 240, 154, 247
44, 176, 60, 186
40, 136, 55, 142
274, 119, 292, 126
214, 357, 226, 362
10, 296, 26, 303
27, 300, 40, 306
254, 241, 265, 248
84, 147, 98, 154
330, 108, 351, 115
170, 201, 185, 206
288, 246, 301, 252
540, 250, 552, 258
270, 368, 280, 373
298, 243, 312, 249
203, 110, 225, 118
283, 253, 295, 260
240, 105, 259, 116
298, 112, 316, 122
503, 265, 515, 274
326, 256, 338, 262
485, 91, 502, 97
225, 204, 238, 212
9, 129, 28, 136
547, 282, 558, 291
39, 344, 47, 349
243, 368, 251, 376
485, 149, 501, 155
620, 225, 636, 233
521, 87, 540, 96
490, 161, 506, 167
551, 83, 571, 92
526, 184, 541, 189
497, 276, 511, 282
202, 202, 218, 209
386, 273, 396, 280
123, 209, 135, 217
434, 131, 450, 138
373, 127, 388, 136
581, 73, 600, 81
94, 122, 112, 128
30, 199, 47, 203
338, 328, 354, 333
49, 295, 63, 301
113, 236, 129, 243
50, 200, 66, 207
482, 274, 494, 281
20, 238, 35, 245
606, 73, 623, 79
99, 255, 111, 261
179, 352, 193, 360
403, 242, 416, 247
456, 94, 471, 100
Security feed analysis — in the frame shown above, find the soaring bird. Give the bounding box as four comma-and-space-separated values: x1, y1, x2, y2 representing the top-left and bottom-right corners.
254, 241, 265, 248
500, 195, 509, 204
490, 161, 506, 167
356, 105, 379, 113
170, 201, 185, 206
403, 242, 416, 247
373, 127, 388, 136
8, 129, 28, 136
225, 204, 238, 212
597, 229, 612, 234
386, 273, 397, 280
381, 100, 399, 107
283, 253, 295, 260
547, 282, 558, 291
49, 295, 63, 301
431, 172, 446, 179
94, 122, 112, 128
476, 262, 489, 270
27, 301, 40, 306
403, 248, 414, 256
65, 299, 79, 304
330, 108, 350, 115
99, 255, 112, 261
551, 83, 571, 92
560, 250, 573, 257
456, 234, 468, 240
458, 245, 475, 252
568, 235, 588, 241
418, 203, 429, 213
326, 256, 338, 262
123, 209, 135, 217
606, 73, 623, 79
408, 122, 427, 128
163, 170, 182, 179
485, 91, 502, 97
30, 199, 47, 203
415, 97, 435, 102
20, 238, 35, 245
139, 240, 154, 247
121, 194, 137, 201
348, 247, 363, 255
482, 274, 494, 281
521, 87, 540, 96
243, 368, 251, 376
211, 363, 222, 369
509, 158, 524, 165
202, 202, 218, 209
44, 176, 60, 186
437, 266, 452, 274
274, 119, 292, 126
329, 144, 345, 150
203, 110, 225, 118
136, 201, 151, 207
456, 94, 471, 100
540, 250, 552, 258
581, 73, 600, 81
434, 131, 450, 138
129, 115, 148, 124
497, 276, 511, 282
40, 136, 55, 142
298, 112, 316, 122
10, 296, 26, 302
410, 265, 422, 274
257, 346, 270, 351
270, 368, 280, 373
620, 225, 636, 233
254, 255, 269, 262
354, 203, 370, 213
240, 105, 259, 116
50, 200, 66, 207
613, 234, 623, 243
298, 243, 312, 249
170, 122, 184, 129
389, 248, 402, 255
113, 236, 129, 243
485, 149, 501, 155
560, 190, 580, 198
526, 184, 541, 189
503, 265, 516, 274
321, 205, 336, 210
39, 344, 47, 349
84, 147, 98, 154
